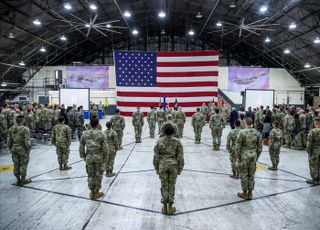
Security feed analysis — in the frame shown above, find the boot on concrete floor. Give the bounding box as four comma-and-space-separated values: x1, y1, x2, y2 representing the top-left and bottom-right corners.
237, 191, 249, 200
63, 164, 72, 170
20, 177, 32, 185
306, 179, 318, 185
59, 163, 63, 170
94, 190, 104, 199
161, 203, 167, 215
167, 203, 176, 215
15, 176, 21, 186
229, 171, 237, 179
268, 164, 277, 171
90, 189, 95, 199
247, 191, 253, 200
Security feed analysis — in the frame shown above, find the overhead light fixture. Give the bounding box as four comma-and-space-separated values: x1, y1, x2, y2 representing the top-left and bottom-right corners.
314, 37, 320, 44
85, 24, 90, 28
196, 12, 203, 18
216, 21, 222, 27
89, 3, 97, 10
124, 11, 131, 18
132, 29, 138, 35
264, 37, 271, 43
289, 22, 297, 30
259, 5, 268, 13
39, 46, 46, 52
60, 35, 67, 41
284, 48, 290, 54
64, 3, 72, 10
304, 63, 311, 68
8, 32, 15, 39
1, 83, 7, 87
106, 24, 112, 28
161, 29, 166, 35
158, 11, 166, 18
33, 19, 41, 26
229, 2, 236, 8
19, 61, 25, 66
188, 30, 195, 36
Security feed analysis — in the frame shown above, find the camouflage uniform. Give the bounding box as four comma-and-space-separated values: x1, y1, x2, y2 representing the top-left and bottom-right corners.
24, 113, 36, 136
3, 107, 14, 128
104, 128, 118, 173
76, 109, 85, 139
269, 127, 283, 169
51, 123, 71, 167
160, 119, 179, 138
0, 113, 8, 141
277, 112, 285, 132
38, 107, 52, 131
191, 112, 206, 143
153, 135, 184, 206
67, 108, 77, 138
53, 108, 61, 126
7, 124, 31, 179
209, 113, 225, 149
174, 111, 186, 138
110, 114, 125, 148
80, 128, 109, 191
226, 127, 241, 177
200, 105, 208, 116
239, 119, 245, 129
306, 112, 313, 133
294, 115, 306, 150
90, 108, 99, 120
236, 128, 262, 196
283, 114, 295, 147
156, 109, 166, 134
147, 109, 157, 138
306, 127, 320, 183
132, 110, 144, 143
254, 110, 263, 131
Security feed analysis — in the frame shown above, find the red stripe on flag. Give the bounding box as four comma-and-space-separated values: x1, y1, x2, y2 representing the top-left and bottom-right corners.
157, 71, 218, 77
157, 51, 219, 57
157, 82, 218, 87
157, 61, 219, 67
117, 91, 218, 97
117, 101, 205, 107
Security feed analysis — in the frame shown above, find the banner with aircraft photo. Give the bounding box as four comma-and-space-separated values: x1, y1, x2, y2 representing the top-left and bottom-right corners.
228, 67, 270, 92
66, 66, 109, 89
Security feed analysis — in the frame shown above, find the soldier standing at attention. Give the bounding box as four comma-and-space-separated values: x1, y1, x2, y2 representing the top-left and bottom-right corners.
268, 121, 283, 171
226, 120, 241, 179
132, 106, 144, 143
76, 106, 85, 139
153, 123, 184, 215
67, 105, 77, 139
51, 116, 72, 170
80, 117, 109, 199
210, 108, 226, 150
90, 105, 99, 120
24, 108, 35, 138
160, 114, 179, 138
174, 106, 186, 138
236, 117, 262, 200
147, 107, 157, 138
104, 121, 118, 177
0, 107, 8, 143
110, 109, 125, 149
191, 108, 206, 144
7, 115, 32, 185
156, 106, 166, 134
283, 110, 295, 148
306, 117, 320, 185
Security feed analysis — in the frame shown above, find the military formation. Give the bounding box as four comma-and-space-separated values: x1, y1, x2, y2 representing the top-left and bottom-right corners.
1, 101, 320, 215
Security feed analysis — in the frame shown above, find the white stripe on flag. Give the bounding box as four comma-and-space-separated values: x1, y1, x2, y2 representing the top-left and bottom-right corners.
157, 66, 218, 72
157, 56, 219, 62
157, 76, 217, 83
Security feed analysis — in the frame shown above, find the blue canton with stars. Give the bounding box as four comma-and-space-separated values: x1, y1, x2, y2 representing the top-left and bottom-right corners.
115, 51, 157, 87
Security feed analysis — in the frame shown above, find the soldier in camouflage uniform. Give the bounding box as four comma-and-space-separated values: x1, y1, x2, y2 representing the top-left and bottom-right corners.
201, 103, 208, 116
283, 110, 295, 148
90, 105, 99, 120
110, 109, 125, 149
153, 123, 184, 215
277, 108, 285, 133
80, 117, 109, 199
132, 106, 144, 143
147, 107, 157, 138
3, 103, 14, 129
305, 109, 313, 133
174, 106, 186, 138
236, 117, 262, 200
306, 117, 320, 185
268, 121, 283, 171
53, 105, 61, 126
7, 115, 32, 185
209, 108, 226, 150
24, 108, 36, 137
254, 106, 264, 132
67, 105, 78, 139
160, 114, 179, 138
104, 121, 118, 177
76, 106, 85, 139
191, 108, 206, 144
239, 113, 245, 129
156, 106, 166, 134
38, 104, 52, 132
226, 120, 241, 179
0, 107, 8, 143
51, 116, 72, 170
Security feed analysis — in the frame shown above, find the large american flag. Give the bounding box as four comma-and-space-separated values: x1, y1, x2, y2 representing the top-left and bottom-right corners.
114, 50, 219, 116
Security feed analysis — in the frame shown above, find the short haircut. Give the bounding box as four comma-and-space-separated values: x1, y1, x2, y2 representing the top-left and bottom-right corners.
16, 115, 25, 124
245, 117, 253, 126
58, 116, 65, 123
196, 107, 200, 112
314, 117, 320, 123
115, 109, 120, 113
163, 123, 174, 136
272, 120, 279, 127
27, 108, 32, 113
215, 108, 220, 113
90, 117, 99, 128
167, 114, 173, 120
106, 121, 112, 128
160, 106, 163, 109
235, 120, 241, 127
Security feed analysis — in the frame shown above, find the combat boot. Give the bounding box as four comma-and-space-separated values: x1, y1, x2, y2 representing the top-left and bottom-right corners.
161, 203, 167, 215
235, 172, 240, 179
90, 189, 95, 199
94, 190, 104, 199
109, 171, 116, 177
15, 176, 22, 186
237, 191, 249, 200
63, 164, 72, 170
306, 179, 318, 185
167, 203, 176, 215
268, 164, 277, 171
59, 163, 63, 170
247, 191, 253, 200
20, 177, 32, 185
229, 171, 237, 179
105, 171, 110, 177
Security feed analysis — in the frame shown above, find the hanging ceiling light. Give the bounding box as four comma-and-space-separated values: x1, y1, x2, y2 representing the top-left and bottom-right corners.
158, 11, 166, 18
259, 5, 268, 13
1, 82, 7, 87
85, 24, 90, 28
64, 3, 72, 10
216, 21, 222, 27
289, 22, 297, 30
106, 24, 112, 28
264, 37, 271, 43
188, 30, 195, 36
8, 32, 15, 39
89, 3, 97, 10
229, 2, 236, 8
60, 35, 67, 41
314, 37, 320, 44
33, 19, 41, 26
283, 48, 291, 54
132, 29, 138, 35
304, 63, 311, 68
196, 12, 203, 18
161, 29, 166, 35
39, 46, 46, 52
19, 61, 25, 66
124, 11, 131, 18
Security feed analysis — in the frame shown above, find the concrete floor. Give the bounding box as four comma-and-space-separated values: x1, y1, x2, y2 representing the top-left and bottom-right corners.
0, 118, 319, 230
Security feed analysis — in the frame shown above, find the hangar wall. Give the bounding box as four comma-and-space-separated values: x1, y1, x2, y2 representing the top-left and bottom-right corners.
24, 66, 304, 106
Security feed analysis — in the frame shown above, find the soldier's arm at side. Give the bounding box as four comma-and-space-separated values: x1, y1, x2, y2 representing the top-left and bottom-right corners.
7, 128, 13, 150
79, 134, 86, 159
113, 132, 119, 151
153, 141, 160, 174
256, 133, 263, 160
235, 131, 243, 160
226, 132, 232, 152
191, 115, 195, 127
269, 129, 274, 146
66, 126, 72, 146
306, 130, 313, 154
121, 117, 125, 129
177, 140, 184, 175
51, 127, 56, 145
24, 127, 32, 153
102, 135, 110, 160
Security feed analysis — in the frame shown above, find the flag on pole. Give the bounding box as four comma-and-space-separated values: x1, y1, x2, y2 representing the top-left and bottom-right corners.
174, 97, 178, 110
115, 50, 219, 116
163, 96, 167, 111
